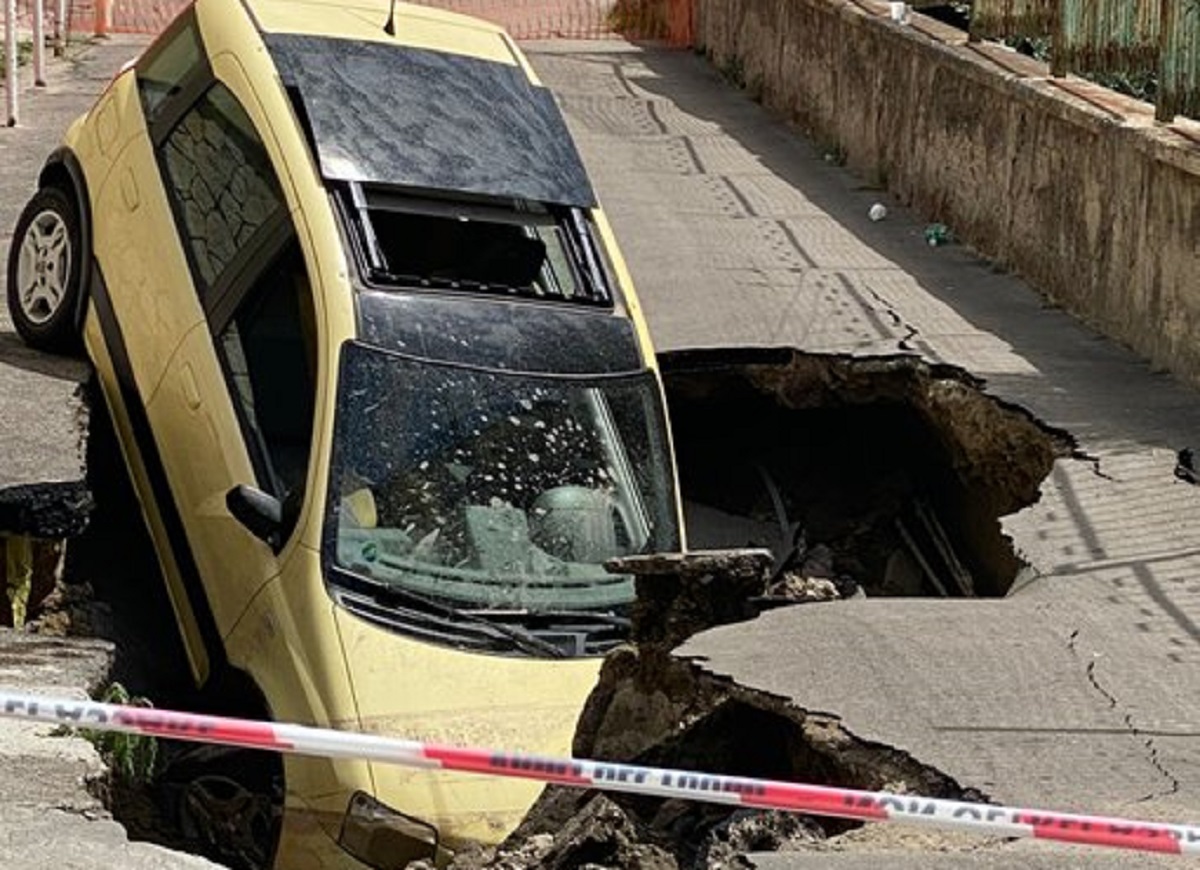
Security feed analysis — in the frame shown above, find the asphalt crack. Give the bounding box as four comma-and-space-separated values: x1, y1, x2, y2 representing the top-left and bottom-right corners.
1072, 634, 1180, 802
1073, 450, 1116, 481
609, 60, 640, 98
862, 283, 920, 352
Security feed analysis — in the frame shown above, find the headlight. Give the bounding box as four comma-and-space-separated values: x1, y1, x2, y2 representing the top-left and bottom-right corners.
338, 791, 438, 869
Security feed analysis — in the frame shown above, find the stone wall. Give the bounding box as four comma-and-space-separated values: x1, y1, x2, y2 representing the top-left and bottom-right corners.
693, 0, 1200, 386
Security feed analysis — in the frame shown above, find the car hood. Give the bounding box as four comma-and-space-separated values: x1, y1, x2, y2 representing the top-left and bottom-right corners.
332, 605, 602, 845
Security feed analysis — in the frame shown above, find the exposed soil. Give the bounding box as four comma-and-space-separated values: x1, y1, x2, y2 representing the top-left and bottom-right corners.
425, 647, 986, 869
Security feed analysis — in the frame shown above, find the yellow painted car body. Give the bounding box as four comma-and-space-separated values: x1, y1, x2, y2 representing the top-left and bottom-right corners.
18, 0, 684, 866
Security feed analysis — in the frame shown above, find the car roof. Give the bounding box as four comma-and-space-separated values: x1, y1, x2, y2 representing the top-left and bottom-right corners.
242, 0, 597, 206
245, 0, 520, 66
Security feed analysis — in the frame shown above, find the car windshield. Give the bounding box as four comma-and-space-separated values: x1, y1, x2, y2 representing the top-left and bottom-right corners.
324, 342, 678, 648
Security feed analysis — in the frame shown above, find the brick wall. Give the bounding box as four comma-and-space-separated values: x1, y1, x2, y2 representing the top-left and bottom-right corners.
58, 0, 690, 41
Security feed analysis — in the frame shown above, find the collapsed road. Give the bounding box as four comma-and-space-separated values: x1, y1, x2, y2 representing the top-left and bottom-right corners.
526, 40, 1200, 868
4, 27, 1200, 870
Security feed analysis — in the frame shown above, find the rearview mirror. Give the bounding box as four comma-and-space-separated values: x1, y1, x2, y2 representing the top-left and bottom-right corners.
226, 484, 283, 552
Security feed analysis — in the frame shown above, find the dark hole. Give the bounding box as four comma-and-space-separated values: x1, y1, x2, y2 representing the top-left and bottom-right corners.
662, 352, 1065, 598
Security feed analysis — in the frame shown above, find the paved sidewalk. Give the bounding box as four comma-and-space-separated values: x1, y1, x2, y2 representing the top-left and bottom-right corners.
0, 37, 148, 532
528, 41, 1200, 866
0, 629, 220, 868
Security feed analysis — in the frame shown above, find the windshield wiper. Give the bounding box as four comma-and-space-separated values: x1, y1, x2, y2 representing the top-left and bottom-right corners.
475, 609, 631, 629
470, 609, 631, 655
335, 568, 566, 658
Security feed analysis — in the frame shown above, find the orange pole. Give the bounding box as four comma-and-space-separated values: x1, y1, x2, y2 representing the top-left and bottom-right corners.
94, 0, 110, 35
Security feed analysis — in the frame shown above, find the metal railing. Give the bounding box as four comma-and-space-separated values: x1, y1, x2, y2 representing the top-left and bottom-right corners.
972, 0, 1200, 122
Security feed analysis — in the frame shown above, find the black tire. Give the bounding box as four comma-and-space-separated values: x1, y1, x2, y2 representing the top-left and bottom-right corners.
6, 185, 86, 353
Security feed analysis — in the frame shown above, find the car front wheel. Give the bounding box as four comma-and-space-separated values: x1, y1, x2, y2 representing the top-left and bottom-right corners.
7, 185, 85, 353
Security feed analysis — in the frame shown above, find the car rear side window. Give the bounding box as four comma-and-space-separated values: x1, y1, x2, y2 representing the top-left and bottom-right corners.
160, 83, 286, 298
136, 9, 205, 125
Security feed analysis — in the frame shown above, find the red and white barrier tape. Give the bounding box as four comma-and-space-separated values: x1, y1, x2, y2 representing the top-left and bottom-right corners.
3, 689, 1198, 856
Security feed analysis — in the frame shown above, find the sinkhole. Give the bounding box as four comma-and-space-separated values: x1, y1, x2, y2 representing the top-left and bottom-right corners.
56, 346, 1073, 869
661, 349, 1072, 598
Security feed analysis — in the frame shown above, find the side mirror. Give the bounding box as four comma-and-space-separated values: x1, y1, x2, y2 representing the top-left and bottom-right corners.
226, 484, 283, 552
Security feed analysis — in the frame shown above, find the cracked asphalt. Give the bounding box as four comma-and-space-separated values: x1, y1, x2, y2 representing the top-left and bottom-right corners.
525, 41, 1200, 866
3, 29, 1200, 869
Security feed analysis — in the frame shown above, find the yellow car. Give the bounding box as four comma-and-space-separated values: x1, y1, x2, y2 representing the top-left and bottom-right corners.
6, 1, 682, 866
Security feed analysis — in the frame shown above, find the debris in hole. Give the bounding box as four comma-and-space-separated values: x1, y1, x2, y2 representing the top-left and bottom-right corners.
663, 350, 1072, 598
610, 548, 858, 652
615, 549, 774, 649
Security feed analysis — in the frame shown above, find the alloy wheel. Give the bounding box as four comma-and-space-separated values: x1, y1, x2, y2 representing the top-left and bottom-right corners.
16, 208, 73, 326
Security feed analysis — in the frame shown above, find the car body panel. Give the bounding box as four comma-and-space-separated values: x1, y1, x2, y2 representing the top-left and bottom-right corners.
227, 539, 599, 851
92, 131, 202, 402
83, 276, 213, 682
333, 605, 599, 845
591, 209, 665, 382
148, 321, 281, 630
225, 545, 377, 865
77, 76, 135, 184
38, 0, 683, 864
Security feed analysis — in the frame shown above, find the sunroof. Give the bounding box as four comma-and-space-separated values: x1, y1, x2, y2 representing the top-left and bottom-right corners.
345, 186, 612, 305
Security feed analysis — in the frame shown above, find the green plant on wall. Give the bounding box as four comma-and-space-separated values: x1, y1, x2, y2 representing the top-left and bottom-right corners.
720, 53, 746, 89
80, 683, 159, 784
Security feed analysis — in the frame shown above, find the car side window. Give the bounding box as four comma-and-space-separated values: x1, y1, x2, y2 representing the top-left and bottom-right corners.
218, 238, 317, 501
136, 9, 206, 126
152, 77, 315, 505
159, 83, 286, 300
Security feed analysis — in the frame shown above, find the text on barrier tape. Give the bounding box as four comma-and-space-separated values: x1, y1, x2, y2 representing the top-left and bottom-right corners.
2, 689, 1199, 857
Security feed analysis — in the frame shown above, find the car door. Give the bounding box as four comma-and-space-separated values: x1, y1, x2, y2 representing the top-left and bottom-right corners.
95, 10, 319, 671
87, 10, 220, 680
146, 67, 320, 645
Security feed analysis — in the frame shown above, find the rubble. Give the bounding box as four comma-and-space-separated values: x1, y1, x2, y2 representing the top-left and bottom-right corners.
432, 641, 984, 869
615, 549, 773, 649
424, 540, 985, 870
